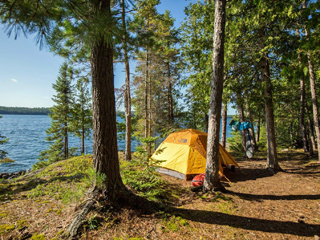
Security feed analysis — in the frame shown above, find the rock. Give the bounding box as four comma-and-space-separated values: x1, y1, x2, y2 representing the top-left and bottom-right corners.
0, 169, 30, 179
0, 173, 9, 179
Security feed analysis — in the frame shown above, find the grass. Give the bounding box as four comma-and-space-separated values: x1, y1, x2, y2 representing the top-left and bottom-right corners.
0, 150, 319, 239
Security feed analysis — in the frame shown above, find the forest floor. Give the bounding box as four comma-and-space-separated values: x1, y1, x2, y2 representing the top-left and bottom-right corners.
0, 150, 320, 240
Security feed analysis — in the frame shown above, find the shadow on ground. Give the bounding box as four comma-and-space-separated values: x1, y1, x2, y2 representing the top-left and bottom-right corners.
226, 190, 320, 201
223, 168, 274, 183
172, 207, 320, 237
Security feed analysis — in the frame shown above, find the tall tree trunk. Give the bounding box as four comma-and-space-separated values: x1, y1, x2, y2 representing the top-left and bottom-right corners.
245, 100, 258, 151
303, 1, 320, 160
261, 55, 279, 171
203, 0, 226, 191
65, 120, 68, 159
82, 107, 85, 155
307, 123, 314, 157
237, 95, 247, 154
256, 114, 260, 143
306, 106, 316, 152
145, 47, 150, 157
296, 30, 308, 153
221, 102, 227, 148
121, 0, 132, 161
167, 61, 174, 125
91, 0, 126, 200
147, 58, 152, 158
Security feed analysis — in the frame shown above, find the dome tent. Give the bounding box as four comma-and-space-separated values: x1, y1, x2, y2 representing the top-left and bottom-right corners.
150, 129, 240, 180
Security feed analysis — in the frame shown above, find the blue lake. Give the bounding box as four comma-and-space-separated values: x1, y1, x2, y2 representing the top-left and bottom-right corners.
0, 114, 233, 173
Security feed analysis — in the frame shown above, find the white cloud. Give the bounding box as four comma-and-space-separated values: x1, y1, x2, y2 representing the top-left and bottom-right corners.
11, 79, 18, 83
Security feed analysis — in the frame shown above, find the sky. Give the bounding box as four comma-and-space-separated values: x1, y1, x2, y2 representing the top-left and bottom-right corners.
0, 0, 236, 115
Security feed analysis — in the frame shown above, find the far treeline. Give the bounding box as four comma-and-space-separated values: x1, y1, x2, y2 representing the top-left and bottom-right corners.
0, 106, 131, 117
0, 106, 51, 115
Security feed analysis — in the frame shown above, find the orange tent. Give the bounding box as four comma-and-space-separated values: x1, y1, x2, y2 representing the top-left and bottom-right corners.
151, 129, 240, 180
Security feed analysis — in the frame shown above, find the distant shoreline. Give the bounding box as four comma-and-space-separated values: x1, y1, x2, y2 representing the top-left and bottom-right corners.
0, 106, 51, 115
0, 106, 234, 118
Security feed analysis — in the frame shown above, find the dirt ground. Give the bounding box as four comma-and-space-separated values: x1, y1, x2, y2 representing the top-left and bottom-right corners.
1, 150, 320, 239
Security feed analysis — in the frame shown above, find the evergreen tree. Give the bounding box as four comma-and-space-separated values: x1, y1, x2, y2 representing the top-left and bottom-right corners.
1, 1, 130, 212
71, 77, 93, 155
37, 62, 75, 166
0, 116, 8, 160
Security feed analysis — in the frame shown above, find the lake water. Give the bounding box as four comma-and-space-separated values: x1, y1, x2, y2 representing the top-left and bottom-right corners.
0, 114, 232, 173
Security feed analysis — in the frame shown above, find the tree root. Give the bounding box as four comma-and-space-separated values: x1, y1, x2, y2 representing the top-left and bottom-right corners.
63, 189, 99, 239
63, 188, 161, 239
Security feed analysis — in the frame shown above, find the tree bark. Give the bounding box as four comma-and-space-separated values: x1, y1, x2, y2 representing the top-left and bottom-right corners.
145, 47, 150, 157
237, 96, 246, 154
147, 56, 152, 158
296, 29, 308, 153
91, 0, 126, 200
121, 0, 132, 161
307, 110, 316, 152
261, 55, 279, 171
221, 102, 227, 148
167, 61, 174, 125
303, 2, 320, 160
65, 120, 68, 159
256, 114, 260, 143
307, 121, 314, 157
203, 0, 226, 192
81, 98, 85, 155
245, 100, 258, 151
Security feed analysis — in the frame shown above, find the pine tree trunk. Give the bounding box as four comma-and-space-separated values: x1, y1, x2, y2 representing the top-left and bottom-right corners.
147, 57, 152, 158
65, 121, 68, 159
304, 37, 320, 161
121, 0, 132, 161
303, 1, 320, 161
81, 103, 85, 155
296, 35, 308, 152
82, 126, 85, 155
307, 112, 316, 150
167, 61, 174, 125
307, 123, 314, 157
203, 0, 226, 192
256, 115, 260, 143
245, 100, 258, 151
261, 55, 279, 170
145, 47, 150, 157
91, 0, 126, 200
237, 95, 247, 154
221, 102, 227, 148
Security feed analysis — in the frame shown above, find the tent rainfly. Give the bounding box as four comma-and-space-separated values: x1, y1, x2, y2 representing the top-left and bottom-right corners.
150, 129, 240, 180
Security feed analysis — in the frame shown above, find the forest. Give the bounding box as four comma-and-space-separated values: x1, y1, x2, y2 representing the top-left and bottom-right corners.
0, 0, 320, 239
0, 106, 51, 115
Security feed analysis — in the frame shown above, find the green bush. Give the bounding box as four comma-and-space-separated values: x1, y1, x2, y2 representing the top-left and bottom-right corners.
121, 157, 166, 202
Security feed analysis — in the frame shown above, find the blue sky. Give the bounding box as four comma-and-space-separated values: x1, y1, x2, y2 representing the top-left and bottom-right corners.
0, 0, 236, 115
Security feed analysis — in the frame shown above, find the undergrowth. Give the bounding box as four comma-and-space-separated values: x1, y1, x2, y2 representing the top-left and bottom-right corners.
0, 154, 167, 205
121, 156, 166, 202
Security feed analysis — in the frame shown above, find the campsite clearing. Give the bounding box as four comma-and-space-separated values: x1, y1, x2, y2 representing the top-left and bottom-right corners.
0, 151, 319, 239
